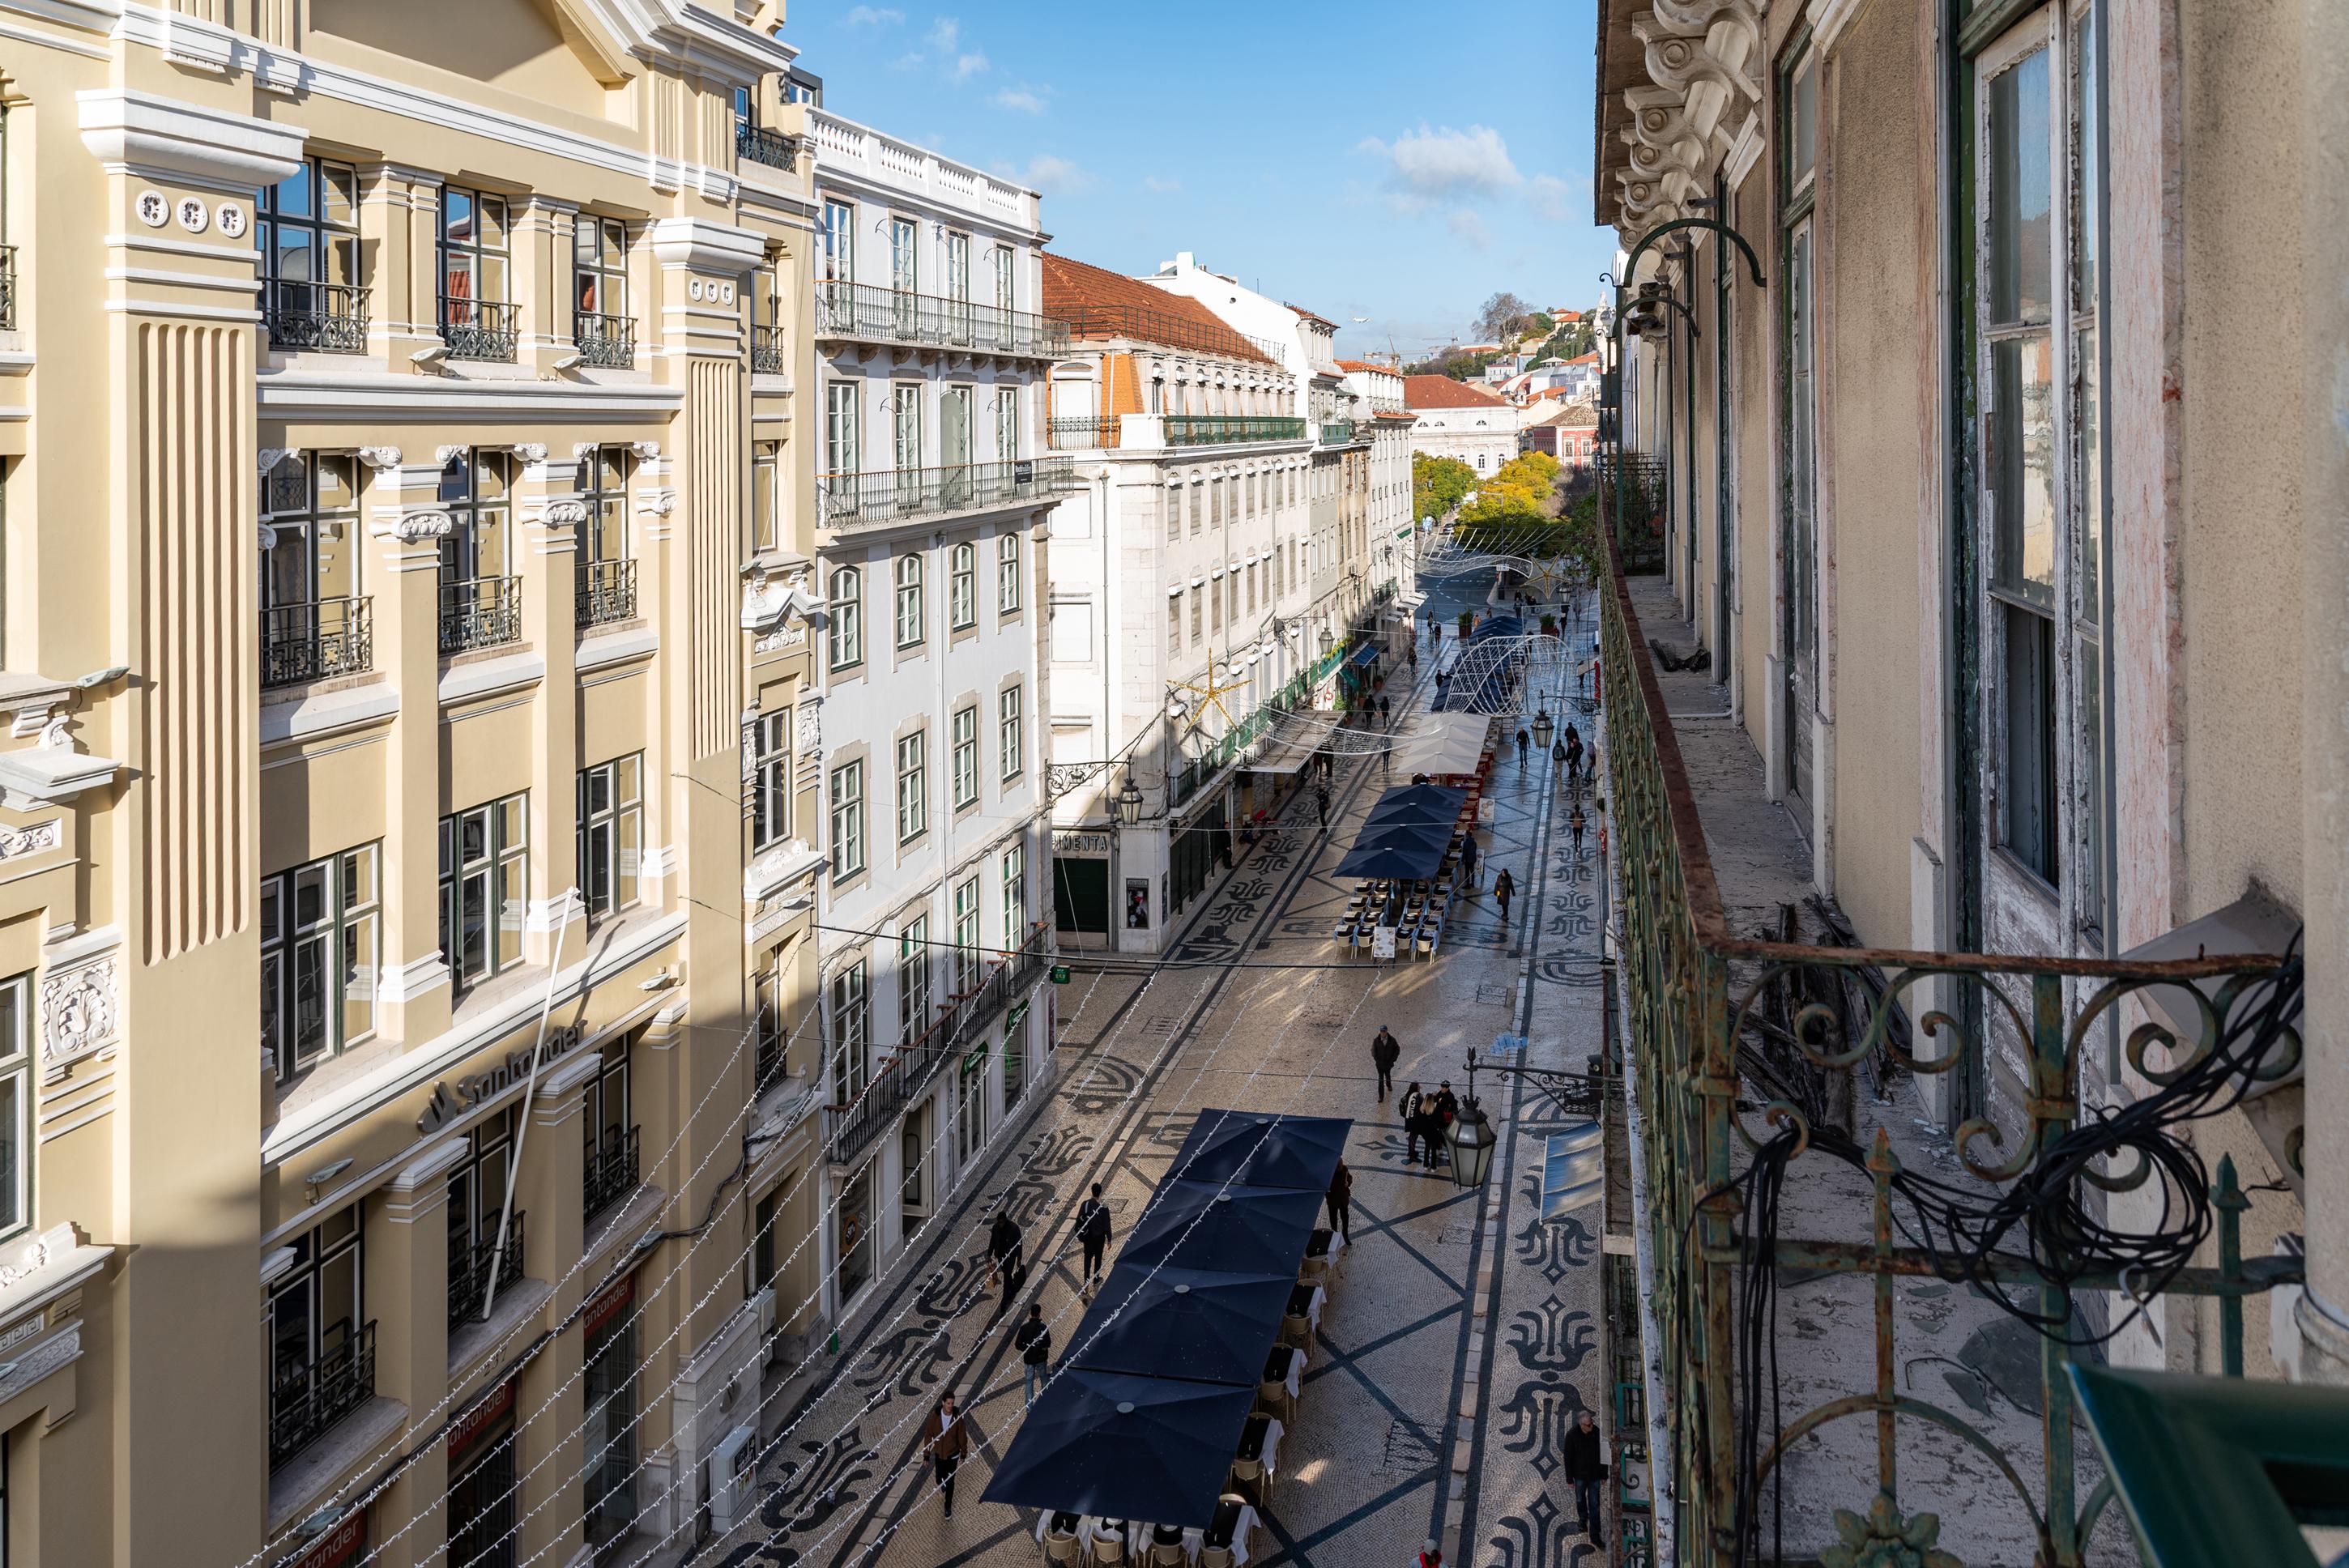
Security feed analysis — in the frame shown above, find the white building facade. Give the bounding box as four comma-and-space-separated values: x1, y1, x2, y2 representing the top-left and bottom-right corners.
804, 110, 1068, 1316
1341, 360, 1421, 604
1404, 375, 1523, 475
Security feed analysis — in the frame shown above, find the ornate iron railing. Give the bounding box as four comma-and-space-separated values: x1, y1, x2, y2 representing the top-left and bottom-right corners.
262, 595, 373, 688
817, 457, 1076, 530
735, 121, 802, 171
813, 279, 1070, 358
1597, 531, 2300, 1567
1048, 415, 1119, 451
574, 310, 633, 369
1596, 451, 1668, 574
437, 295, 518, 362
439, 575, 522, 654
1169, 701, 1285, 808
583, 1126, 641, 1225
750, 322, 787, 375
266, 279, 369, 352
575, 558, 637, 627
0, 245, 14, 330
824, 925, 1051, 1167
1165, 415, 1307, 447
269, 1322, 377, 1469
448, 1210, 526, 1328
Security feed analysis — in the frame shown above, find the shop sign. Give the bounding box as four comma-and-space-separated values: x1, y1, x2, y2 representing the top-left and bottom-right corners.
1004, 1001, 1030, 1033
960, 1042, 991, 1077
1049, 965, 1071, 985
447, 1378, 516, 1462
1052, 831, 1112, 858
582, 1271, 636, 1339
418, 1024, 590, 1134
284, 1509, 367, 1568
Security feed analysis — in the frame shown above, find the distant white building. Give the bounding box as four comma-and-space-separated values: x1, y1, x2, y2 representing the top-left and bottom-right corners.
1339, 359, 1420, 602
1404, 375, 1521, 475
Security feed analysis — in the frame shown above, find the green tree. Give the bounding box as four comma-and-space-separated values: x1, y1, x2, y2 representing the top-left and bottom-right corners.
1412, 454, 1477, 522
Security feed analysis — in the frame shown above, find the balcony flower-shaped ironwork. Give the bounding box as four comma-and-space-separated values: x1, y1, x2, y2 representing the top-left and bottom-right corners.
439, 576, 522, 654
437, 295, 518, 363
575, 559, 637, 628
266, 279, 369, 352
262, 595, 373, 688
269, 1322, 377, 1470
573, 310, 634, 369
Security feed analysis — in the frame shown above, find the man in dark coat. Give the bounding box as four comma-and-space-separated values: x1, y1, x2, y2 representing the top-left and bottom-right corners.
1371, 1025, 1400, 1101
1075, 1182, 1113, 1295
1563, 1408, 1606, 1543
1013, 1302, 1052, 1407
987, 1210, 1023, 1297
1325, 1158, 1353, 1243
1429, 1082, 1460, 1168
924, 1392, 970, 1519
1400, 1081, 1428, 1165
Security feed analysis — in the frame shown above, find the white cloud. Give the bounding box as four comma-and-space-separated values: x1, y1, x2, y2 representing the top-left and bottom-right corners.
890, 50, 923, 70
997, 154, 1092, 196
991, 84, 1047, 113
1528, 172, 1590, 222
844, 5, 903, 25
1447, 209, 1494, 249
1357, 124, 1523, 207
1142, 175, 1182, 194
925, 15, 960, 50
953, 50, 990, 81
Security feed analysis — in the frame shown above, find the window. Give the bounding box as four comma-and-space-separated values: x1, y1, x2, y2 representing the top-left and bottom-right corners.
752, 441, 782, 557
829, 761, 867, 880
578, 755, 643, 919
998, 684, 1024, 782
258, 157, 362, 349
582, 1047, 634, 1225
893, 554, 925, 649
828, 566, 863, 671
749, 708, 792, 851
0, 977, 22, 1242
1190, 586, 1204, 643
572, 215, 631, 365
1001, 840, 1027, 948
574, 445, 633, 625
440, 795, 527, 988
889, 216, 918, 295
895, 731, 927, 843
754, 953, 791, 1087
828, 960, 869, 1101
437, 449, 518, 653
1167, 594, 1182, 656
821, 200, 855, 283
998, 531, 1021, 613
268, 1207, 364, 1468
1166, 486, 1181, 543
1210, 573, 1223, 632
437, 187, 513, 357
949, 543, 978, 630
953, 876, 983, 995
993, 244, 1015, 318
952, 706, 979, 809
1189, 484, 1202, 536
1780, 42, 1822, 812
944, 230, 970, 303
893, 384, 923, 475
995, 387, 1018, 463
262, 847, 381, 1081
446, 1105, 517, 1322
259, 452, 364, 684
825, 381, 861, 478
898, 918, 931, 1044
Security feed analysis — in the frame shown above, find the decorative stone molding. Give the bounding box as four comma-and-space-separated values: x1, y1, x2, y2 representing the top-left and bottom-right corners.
512, 442, 549, 463
375, 509, 455, 543
434, 444, 467, 464
795, 697, 823, 756
529, 498, 590, 530
258, 448, 290, 475
258, 521, 279, 552
635, 489, 677, 518
39, 952, 117, 1068
629, 441, 662, 462
0, 820, 60, 861
77, 89, 306, 192
1614, 0, 1763, 233
740, 569, 821, 636
357, 446, 403, 472
647, 217, 765, 276
573, 441, 601, 460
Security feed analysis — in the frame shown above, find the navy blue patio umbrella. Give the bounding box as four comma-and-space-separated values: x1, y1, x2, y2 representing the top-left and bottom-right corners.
979, 1368, 1260, 1528
1116, 1178, 1325, 1276
1169, 1110, 1353, 1194
1065, 1261, 1298, 1386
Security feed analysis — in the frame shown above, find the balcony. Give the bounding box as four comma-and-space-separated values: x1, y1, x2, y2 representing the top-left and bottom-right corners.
583, 1127, 641, 1225
448, 1212, 526, 1330
1319, 420, 1359, 445
750, 322, 787, 376
824, 925, 1051, 1168
264, 280, 369, 353
1170, 701, 1282, 810
1166, 415, 1307, 447
817, 456, 1076, 531
1594, 451, 1668, 573
262, 596, 373, 688
438, 576, 522, 655
575, 559, 637, 628
735, 121, 802, 172
813, 279, 1070, 359
269, 1323, 377, 1469
1596, 534, 2299, 1566
574, 311, 633, 369
0, 245, 14, 330
437, 296, 518, 363
1047, 415, 1117, 451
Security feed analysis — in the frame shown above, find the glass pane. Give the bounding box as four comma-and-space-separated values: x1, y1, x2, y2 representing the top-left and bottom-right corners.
1990, 334, 2058, 603
261, 952, 283, 1067
586, 765, 612, 817
272, 1280, 313, 1373
497, 794, 526, 850
1987, 46, 2053, 326
320, 1248, 359, 1346
275, 166, 315, 221
616, 806, 640, 911
2002, 603, 2058, 882
323, 164, 359, 228
479, 197, 508, 252
586, 820, 612, 911
461, 870, 488, 977
497, 858, 526, 969
616, 753, 641, 805
293, 933, 329, 1061
1791, 59, 1816, 183
459, 809, 489, 867
343, 911, 376, 1043
293, 863, 329, 930
2072, 12, 2098, 313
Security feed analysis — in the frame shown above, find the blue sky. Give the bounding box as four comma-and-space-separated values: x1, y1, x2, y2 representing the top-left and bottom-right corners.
786, 0, 1616, 361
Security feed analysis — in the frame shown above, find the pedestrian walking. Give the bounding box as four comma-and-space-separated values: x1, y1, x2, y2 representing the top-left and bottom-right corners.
1570, 804, 1588, 859
1565, 723, 1584, 783
1460, 833, 1480, 889
1014, 1302, 1053, 1407
1370, 1025, 1400, 1101
923, 1392, 970, 1519
1379, 694, 1392, 726
1563, 1409, 1607, 1545
1551, 739, 1567, 776
1315, 783, 1331, 827
1494, 866, 1516, 923
1076, 1181, 1113, 1293
987, 1209, 1025, 1296
1417, 1540, 1446, 1568
1408, 646, 1419, 673
1400, 1081, 1429, 1165
1516, 726, 1530, 765
1326, 1158, 1353, 1243
1430, 1081, 1460, 1170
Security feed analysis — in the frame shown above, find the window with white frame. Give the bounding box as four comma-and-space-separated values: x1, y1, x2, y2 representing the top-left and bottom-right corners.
893, 384, 923, 475
995, 387, 1017, 463
829, 566, 863, 671
440, 795, 526, 990
828, 960, 868, 1101
0, 978, 25, 1239
829, 761, 866, 880
895, 731, 927, 844
577, 754, 643, 920
949, 543, 978, 630
894, 554, 925, 649
952, 875, 983, 994
261, 847, 380, 1082
1001, 839, 1026, 949
952, 706, 979, 809
825, 382, 860, 478
998, 684, 1024, 782
998, 531, 1021, 613
752, 441, 782, 557
898, 918, 931, 1044
748, 707, 791, 853
1167, 594, 1182, 656
821, 200, 855, 283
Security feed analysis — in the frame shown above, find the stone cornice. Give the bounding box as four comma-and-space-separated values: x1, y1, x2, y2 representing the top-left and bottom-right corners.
75, 87, 307, 193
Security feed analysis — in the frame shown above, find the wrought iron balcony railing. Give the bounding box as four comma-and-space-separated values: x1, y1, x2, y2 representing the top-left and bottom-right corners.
817, 456, 1076, 530
1596, 451, 1669, 575
1047, 415, 1119, 451
0, 245, 14, 331
1319, 421, 1358, 445
813, 279, 1071, 358
573, 310, 634, 369
823, 924, 1051, 1168
269, 1323, 377, 1469
1165, 415, 1307, 447
1595, 526, 2300, 1568
750, 322, 787, 375
265, 279, 369, 352
735, 121, 802, 172
583, 1125, 641, 1225
438, 576, 522, 655
262, 596, 373, 688
437, 296, 518, 363
1169, 701, 1283, 809
448, 1210, 526, 1329
575, 558, 637, 628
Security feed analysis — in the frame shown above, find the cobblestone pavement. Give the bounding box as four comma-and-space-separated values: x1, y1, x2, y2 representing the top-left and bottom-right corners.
694, 582, 1609, 1568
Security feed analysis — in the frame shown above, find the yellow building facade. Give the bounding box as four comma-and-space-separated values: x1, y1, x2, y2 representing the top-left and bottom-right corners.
0, 2, 835, 1563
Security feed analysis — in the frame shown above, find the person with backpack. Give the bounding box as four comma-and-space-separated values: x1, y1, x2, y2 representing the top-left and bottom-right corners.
1570, 804, 1588, 860
1075, 1182, 1113, 1296
1430, 1082, 1460, 1169
1013, 1302, 1052, 1407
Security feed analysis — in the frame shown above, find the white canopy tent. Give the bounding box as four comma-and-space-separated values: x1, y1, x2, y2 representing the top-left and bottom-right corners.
1388, 712, 1494, 778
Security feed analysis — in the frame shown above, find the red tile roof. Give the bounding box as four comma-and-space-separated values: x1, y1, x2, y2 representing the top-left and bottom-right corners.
1403, 375, 1509, 410
1335, 359, 1396, 375
1287, 305, 1341, 330
1042, 254, 1279, 366
1529, 401, 1600, 428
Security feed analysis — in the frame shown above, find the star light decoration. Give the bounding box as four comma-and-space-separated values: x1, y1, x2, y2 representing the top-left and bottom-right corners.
1170, 663, 1250, 737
